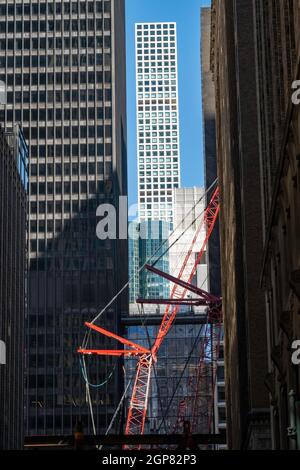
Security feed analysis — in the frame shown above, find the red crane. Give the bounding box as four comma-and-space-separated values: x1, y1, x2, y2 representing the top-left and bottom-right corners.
78, 187, 221, 447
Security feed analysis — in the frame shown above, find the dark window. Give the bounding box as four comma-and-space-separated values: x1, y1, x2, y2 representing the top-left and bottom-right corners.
64, 3, 70, 14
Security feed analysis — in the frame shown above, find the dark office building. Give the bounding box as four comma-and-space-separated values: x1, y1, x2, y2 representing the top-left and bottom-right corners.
0, 125, 28, 449
128, 220, 171, 311
201, 7, 221, 299
211, 0, 300, 450
0, 0, 127, 436
253, 1, 300, 450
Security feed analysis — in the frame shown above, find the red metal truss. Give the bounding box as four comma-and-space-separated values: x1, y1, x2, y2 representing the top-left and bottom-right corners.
125, 354, 153, 446
78, 322, 151, 357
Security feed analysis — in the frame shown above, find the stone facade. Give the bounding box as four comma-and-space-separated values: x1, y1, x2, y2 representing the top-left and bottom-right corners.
212, 0, 300, 450
254, 0, 300, 450
211, 0, 271, 450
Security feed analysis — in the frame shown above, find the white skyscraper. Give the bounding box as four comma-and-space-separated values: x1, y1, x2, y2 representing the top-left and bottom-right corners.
135, 22, 181, 223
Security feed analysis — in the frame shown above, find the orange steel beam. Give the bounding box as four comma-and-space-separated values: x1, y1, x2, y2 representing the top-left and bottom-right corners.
84, 322, 150, 354
77, 349, 148, 357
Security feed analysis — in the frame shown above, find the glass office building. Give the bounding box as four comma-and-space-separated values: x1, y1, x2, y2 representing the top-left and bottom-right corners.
128, 221, 140, 306
0, 125, 28, 449
128, 220, 171, 314
0, 0, 127, 436
139, 220, 170, 300
5, 124, 29, 189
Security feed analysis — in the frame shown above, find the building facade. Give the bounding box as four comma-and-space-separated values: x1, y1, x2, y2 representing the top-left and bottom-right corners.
201, 7, 225, 448
0, 125, 28, 449
138, 220, 170, 301
200, 7, 221, 299
136, 22, 181, 223
128, 220, 171, 315
212, 0, 300, 450
0, 0, 127, 436
253, 1, 300, 450
211, 0, 271, 450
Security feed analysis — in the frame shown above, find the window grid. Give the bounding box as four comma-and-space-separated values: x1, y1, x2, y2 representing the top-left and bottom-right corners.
135, 22, 181, 223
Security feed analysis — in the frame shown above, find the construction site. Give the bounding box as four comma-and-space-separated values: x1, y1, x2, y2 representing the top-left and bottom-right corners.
24, 182, 225, 451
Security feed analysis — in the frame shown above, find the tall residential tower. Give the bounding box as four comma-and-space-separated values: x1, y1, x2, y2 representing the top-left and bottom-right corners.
136, 22, 181, 224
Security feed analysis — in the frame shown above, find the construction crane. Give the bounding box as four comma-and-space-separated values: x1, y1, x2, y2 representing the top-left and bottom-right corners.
78, 186, 221, 448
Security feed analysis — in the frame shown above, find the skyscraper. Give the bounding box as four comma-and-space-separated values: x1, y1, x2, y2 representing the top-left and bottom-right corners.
136, 22, 181, 224
201, 7, 225, 447
128, 219, 171, 314
200, 7, 221, 299
0, 0, 127, 436
0, 124, 28, 449
211, 0, 271, 449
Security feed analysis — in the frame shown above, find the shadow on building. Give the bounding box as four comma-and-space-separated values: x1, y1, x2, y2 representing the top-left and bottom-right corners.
26, 172, 128, 437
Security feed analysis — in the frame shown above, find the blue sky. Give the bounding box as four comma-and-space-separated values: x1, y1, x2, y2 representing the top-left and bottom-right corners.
125, 0, 211, 207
